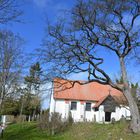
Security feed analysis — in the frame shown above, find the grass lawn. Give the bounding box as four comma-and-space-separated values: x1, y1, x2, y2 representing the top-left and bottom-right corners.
2, 121, 140, 140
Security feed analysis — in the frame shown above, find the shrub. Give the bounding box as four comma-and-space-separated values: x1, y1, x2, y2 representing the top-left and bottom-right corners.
111, 117, 115, 124
67, 111, 73, 125
38, 112, 73, 136
120, 115, 126, 123
38, 111, 49, 130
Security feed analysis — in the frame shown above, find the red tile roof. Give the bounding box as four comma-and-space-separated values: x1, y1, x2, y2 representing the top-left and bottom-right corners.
53, 78, 127, 104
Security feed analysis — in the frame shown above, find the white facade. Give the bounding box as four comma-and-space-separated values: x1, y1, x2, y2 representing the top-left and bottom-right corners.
49, 93, 131, 123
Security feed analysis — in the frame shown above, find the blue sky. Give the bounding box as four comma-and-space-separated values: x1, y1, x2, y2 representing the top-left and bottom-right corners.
0, 0, 76, 52
0, 0, 138, 83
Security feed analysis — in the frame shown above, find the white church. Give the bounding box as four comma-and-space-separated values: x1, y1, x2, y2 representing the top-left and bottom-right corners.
49, 78, 131, 123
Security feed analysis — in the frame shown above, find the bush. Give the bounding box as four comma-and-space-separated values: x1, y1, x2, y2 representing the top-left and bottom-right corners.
67, 111, 73, 125
49, 112, 67, 135
120, 115, 126, 123
38, 111, 49, 130
38, 112, 73, 136
111, 117, 115, 124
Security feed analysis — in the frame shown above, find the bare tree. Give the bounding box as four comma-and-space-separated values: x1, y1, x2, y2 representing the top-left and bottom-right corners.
40, 0, 140, 133
0, 30, 24, 111
0, 0, 22, 24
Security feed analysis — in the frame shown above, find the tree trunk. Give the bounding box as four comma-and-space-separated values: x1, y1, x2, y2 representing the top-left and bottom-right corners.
20, 100, 24, 117
0, 87, 4, 112
0, 99, 3, 114
32, 109, 36, 121
28, 115, 31, 122
120, 57, 140, 133
19, 98, 24, 122
0, 99, 2, 109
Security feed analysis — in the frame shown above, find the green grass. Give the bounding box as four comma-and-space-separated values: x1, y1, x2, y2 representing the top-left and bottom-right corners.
2, 121, 140, 140
2, 122, 49, 140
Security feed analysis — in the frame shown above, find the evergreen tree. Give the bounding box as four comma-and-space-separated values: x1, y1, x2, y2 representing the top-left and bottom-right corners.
23, 62, 42, 120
